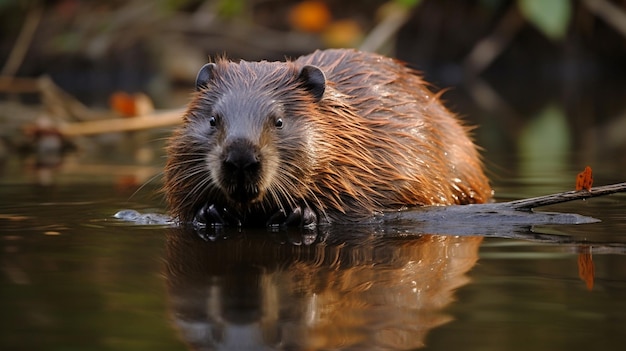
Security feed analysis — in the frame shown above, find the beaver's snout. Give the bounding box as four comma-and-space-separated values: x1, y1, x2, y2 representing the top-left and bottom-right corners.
221, 137, 262, 203
223, 138, 261, 174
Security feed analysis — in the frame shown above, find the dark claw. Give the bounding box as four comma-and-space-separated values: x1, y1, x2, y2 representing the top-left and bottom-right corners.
266, 203, 317, 227
284, 207, 303, 226
194, 204, 241, 227
266, 208, 287, 227
301, 205, 317, 227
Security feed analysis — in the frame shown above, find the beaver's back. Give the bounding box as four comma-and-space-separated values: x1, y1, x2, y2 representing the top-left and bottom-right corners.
293, 49, 491, 220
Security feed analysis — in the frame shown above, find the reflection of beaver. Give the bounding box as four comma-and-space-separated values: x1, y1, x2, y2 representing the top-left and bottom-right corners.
165, 227, 482, 350
164, 49, 492, 226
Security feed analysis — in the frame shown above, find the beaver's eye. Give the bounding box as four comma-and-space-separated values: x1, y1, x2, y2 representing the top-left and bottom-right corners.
209, 116, 217, 127
274, 118, 284, 129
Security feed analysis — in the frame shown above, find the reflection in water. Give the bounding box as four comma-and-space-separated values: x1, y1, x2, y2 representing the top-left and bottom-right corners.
165, 227, 482, 350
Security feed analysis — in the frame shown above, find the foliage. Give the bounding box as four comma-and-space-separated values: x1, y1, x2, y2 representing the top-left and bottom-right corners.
216, 0, 246, 18
394, 0, 422, 8
518, 105, 572, 179
517, 0, 572, 40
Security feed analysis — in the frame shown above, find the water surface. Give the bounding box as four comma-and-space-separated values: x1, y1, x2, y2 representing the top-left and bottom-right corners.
1, 143, 625, 351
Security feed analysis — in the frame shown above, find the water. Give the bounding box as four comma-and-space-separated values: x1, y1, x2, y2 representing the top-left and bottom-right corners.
1, 135, 625, 351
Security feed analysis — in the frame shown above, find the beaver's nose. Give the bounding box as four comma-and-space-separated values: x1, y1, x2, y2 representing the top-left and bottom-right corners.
221, 137, 262, 203
223, 138, 260, 175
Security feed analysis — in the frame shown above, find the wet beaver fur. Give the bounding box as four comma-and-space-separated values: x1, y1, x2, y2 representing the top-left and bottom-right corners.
164, 49, 492, 227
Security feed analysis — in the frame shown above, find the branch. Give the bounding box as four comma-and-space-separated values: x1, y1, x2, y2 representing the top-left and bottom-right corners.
0, 77, 40, 93
1, 4, 43, 77
58, 108, 184, 136
359, 4, 412, 53
505, 182, 626, 210
583, 0, 626, 39
380, 182, 626, 235
463, 4, 524, 77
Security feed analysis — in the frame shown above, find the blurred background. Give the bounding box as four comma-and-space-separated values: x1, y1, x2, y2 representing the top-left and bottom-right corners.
2, 2, 626, 350
1, 0, 625, 190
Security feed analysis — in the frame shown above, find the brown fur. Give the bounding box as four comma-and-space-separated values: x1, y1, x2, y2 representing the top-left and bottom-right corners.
164, 49, 492, 225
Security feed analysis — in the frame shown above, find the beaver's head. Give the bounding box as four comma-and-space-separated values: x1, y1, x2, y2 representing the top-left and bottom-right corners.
165, 59, 326, 222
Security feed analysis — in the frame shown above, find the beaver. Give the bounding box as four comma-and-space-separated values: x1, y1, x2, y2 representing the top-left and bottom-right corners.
164, 48, 492, 227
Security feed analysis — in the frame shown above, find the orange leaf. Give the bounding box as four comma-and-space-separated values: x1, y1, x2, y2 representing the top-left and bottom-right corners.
288, 0, 331, 33
109, 92, 154, 117
322, 19, 363, 48
109, 92, 136, 117
575, 166, 593, 191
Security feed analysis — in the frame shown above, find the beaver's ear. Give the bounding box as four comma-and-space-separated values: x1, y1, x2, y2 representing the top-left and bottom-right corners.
196, 63, 216, 91
298, 65, 325, 102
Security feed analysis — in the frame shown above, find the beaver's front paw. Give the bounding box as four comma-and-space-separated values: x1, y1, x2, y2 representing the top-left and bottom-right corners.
193, 204, 241, 227
267, 204, 317, 227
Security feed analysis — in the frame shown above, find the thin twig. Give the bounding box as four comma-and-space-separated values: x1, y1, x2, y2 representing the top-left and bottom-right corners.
583, 0, 626, 39
58, 108, 184, 136
0, 77, 40, 93
463, 4, 524, 77
359, 4, 412, 53
1, 4, 44, 77
37, 76, 104, 122
506, 182, 626, 210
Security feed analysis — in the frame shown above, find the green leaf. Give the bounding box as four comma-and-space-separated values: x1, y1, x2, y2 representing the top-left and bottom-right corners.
394, 0, 422, 9
217, 0, 246, 18
518, 105, 571, 179
517, 0, 572, 40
